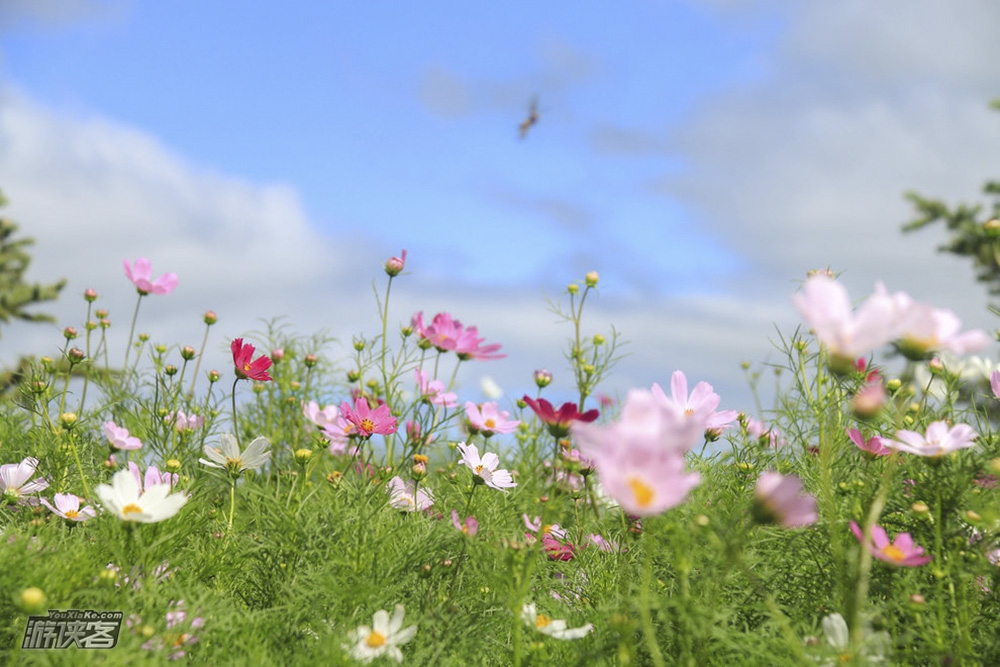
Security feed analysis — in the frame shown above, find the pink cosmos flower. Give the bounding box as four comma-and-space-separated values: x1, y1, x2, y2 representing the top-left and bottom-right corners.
386, 476, 434, 512
303, 401, 340, 430
991, 369, 1000, 401
415, 369, 458, 408
411, 312, 505, 360
104, 420, 143, 451
651, 371, 738, 447
892, 295, 992, 360
745, 416, 786, 448
128, 461, 179, 491
165, 411, 204, 432
852, 380, 886, 418
123, 257, 178, 296
753, 472, 818, 528
464, 401, 519, 436
792, 274, 901, 368
231, 338, 273, 382
884, 420, 977, 457
456, 442, 516, 491
522, 396, 600, 438
846, 427, 892, 457
451, 509, 479, 537
340, 396, 398, 438
41, 493, 97, 522
850, 521, 932, 567
453, 325, 505, 361
1, 456, 49, 505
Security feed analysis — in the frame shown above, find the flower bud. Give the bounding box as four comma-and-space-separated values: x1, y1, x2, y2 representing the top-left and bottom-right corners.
411, 462, 426, 479
203, 310, 218, 325
155, 344, 167, 354
347, 370, 361, 383
18, 587, 46, 613
567, 283, 579, 295
67, 348, 85, 363
100, 318, 111, 329
63, 327, 78, 340
911, 501, 930, 515
59, 412, 78, 429
84, 288, 98, 302
138, 333, 150, 342
384, 249, 407, 277
164, 364, 178, 376
585, 271, 599, 287
95, 308, 108, 319
593, 334, 605, 345
401, 325, 413, 337
166, 459, 182, 472
984, 219, 1000, 236
533, 368, 553, 388
304, 354, 318, 368
208, 369, 221, 383
85, 320, 97, 331
294, 448, 314, 465
271, 348, 285, 363
181, 346, 196, 360
353, 339, 366, 352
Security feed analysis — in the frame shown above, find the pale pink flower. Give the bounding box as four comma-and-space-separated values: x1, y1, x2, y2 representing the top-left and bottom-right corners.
128, 461, 179, 491
451, 509, 478, 537
846, 427, 892, 457
885, 420, 977, 457
414, 369, 458, 408
165, 411, 203, 432
753, 472, 817, 528
852, 380, 886, 418
587, 444, 700, 516
1, 456, 49, 505
411, 312, 505, 360
792, 274, 901, 365
123, 257, 178, 295
851, 521, 932, 567
992, 370, 1000, 400
104, 420, 143, 451
893, 295, 992, 360
456, 442, 516, 491
386, 476, 434, 512
41, 493, 97, 522
464, 401, 519, 436
303, 401, 340, 430
573, 388, 695, 455
745, 417, 786, 448
651, 371, 737, 444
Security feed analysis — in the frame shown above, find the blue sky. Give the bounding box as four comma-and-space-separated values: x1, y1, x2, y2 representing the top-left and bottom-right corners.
1, 0, 999, 414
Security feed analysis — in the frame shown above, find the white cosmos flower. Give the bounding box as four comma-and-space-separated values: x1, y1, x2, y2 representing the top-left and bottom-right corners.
344, 604, 416, 663
456, 442, 516, 491
96, 468, 187, 523
521, 602, 593, 640
199, 434, 271, 477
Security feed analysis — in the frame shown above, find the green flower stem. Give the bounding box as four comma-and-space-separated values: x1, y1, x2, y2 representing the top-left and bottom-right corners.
227, 477, 237, 532
639, 538, 667, 667
123, 293, 143, 372
188, 320, 212, 397
231, 377, 242, 449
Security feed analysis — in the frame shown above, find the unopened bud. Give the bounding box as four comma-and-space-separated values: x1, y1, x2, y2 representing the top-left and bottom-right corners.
304, 354, 318, 368
911, 502, 930, 515
67, 348, 85, 363
533, 369, 553, 388
347, 370, 361, 383
59, 412, 78, 428
63, 327, 78, 340
353, 339, 366, 352
585, 271, 599, 287
181, 346, 196, 360
208, 369, 221, 383
165, 459, 181, 472
384, 249, 407, 277
294, 448, 314, 465
593, 334, 605, 345
95, 308, 108, 319
567, 283, 579, 295
138, 333, 150, 342
203, 310, 218, 325
18, 587, 46, 612
271, 348, 285, 363
164, 364, 178, 376
84, 288, 98, 302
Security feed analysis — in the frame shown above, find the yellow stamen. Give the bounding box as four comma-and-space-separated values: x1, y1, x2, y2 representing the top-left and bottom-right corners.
360, 418, 375, 433
880, 544, 905, 562
627, 477, 655, 509
243, 362, 252, 372
536, 614, 551, 629
485, 418, 496, 429
122, 503, 143, 516
475, 465, 484, 475
366, 630, 387, 648
64, 510, 80, 519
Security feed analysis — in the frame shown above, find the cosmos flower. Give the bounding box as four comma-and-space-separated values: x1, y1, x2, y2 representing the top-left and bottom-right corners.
451, 510, 478, 537
0, 456, 49, 505
464, 401, 519, 436
522, 396, 599, 438
41, 493, 97, 522
103, 421, 143, 451
884, 420, 977, 457
850, 521, 932, 567
520, 603, 593, 640
340, 397, 398, 438
652, 371, 737, 444
199, 434, 271, 477
123, 257, 178, 296
414, 369, 458, 408
386, 476, 434, 512
344, 605, 417, 664
846, 427, 892, 457
231, 338, 273, 382
456, 442, 516, 491
753, 472, 818, 528
96, 467, 187, 523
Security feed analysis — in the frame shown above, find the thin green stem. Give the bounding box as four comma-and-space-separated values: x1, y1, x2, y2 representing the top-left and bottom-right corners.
123, 293, 144, 371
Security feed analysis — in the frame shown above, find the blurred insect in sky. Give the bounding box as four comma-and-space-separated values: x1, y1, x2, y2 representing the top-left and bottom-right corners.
518, 96, 539, 139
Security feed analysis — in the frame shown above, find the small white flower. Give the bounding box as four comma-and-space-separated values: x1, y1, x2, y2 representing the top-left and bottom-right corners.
199, 434, 271, 477
96, 468, 187, 523
1, 456, 49, 505
521, 602, 593, 640
344, 604, 416, 663
818, 613, 889, 665
456, 442, 516, 491
386, 476, 434, 512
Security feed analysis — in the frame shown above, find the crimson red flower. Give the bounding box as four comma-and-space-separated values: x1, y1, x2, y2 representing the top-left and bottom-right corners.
522, 396, 599, 438
231, 338, 273, 382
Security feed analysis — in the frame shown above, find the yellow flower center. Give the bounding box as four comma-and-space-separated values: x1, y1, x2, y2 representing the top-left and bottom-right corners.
244, 362, 252, 372
366, 630, 387, 648
122, 503, 143, 516
475, 465, 484, 475
360, 418, 375, 432
627, 477, 655, 509
684, 407, 694, 416
536, 614, 551, 629
64, 510, 80, 519
880, 544, 905, 562
485, 418, 496, 429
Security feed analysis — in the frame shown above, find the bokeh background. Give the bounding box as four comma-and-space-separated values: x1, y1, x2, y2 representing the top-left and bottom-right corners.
1, 0, 998, 412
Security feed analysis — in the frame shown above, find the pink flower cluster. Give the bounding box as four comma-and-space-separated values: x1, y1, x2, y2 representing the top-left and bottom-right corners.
794, 273, 991, 368
411, 312, 505, 360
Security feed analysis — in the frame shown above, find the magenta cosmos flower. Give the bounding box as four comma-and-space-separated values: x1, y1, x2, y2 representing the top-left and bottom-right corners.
231, 338, 273, 382
340, 396, 397, 438
41, 493, 98, 522
753, 472, 818, 528
792, 274, 901, 370
103, 420, 143, 451
123, 257, 178, 295
465, 401, 519, 436
1, 456, 49, 505
522, 396, 599, 438
884, 420, 977, 457
846, 427, 892, 457
850, 521, 931, 567
456, 442, 516, 491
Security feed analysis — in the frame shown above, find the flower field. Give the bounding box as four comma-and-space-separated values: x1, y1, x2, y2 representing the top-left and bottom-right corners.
2, 252, 1000, 666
